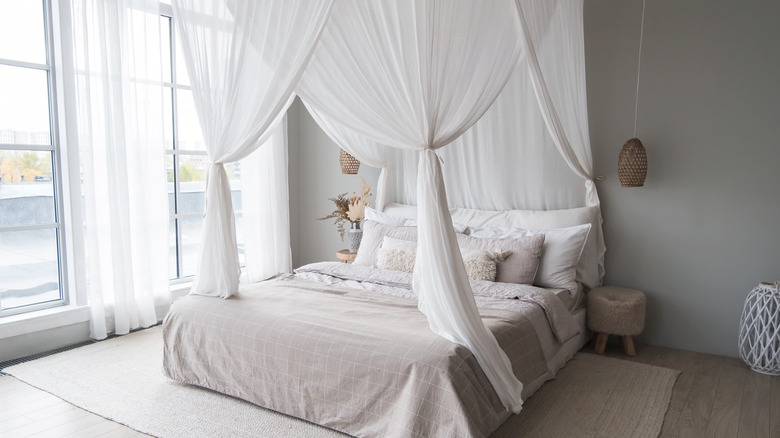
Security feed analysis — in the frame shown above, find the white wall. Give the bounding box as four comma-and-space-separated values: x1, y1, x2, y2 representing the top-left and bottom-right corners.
585, 0, 780, 356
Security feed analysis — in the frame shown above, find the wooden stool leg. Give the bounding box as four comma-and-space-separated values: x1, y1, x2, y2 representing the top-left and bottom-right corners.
594, 333, 608, 354
623, 336, 636, 356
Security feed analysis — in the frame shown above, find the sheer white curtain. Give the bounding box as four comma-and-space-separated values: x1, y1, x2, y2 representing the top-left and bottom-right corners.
516, 0, 605, 280
172, 0, 333, 297
239, 118, 291, 282
516, 0, 596, 205
61, 0, 170, 339
298, 0, 526, 412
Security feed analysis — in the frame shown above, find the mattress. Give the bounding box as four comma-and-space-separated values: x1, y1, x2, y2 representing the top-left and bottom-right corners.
163, 263, 582, 438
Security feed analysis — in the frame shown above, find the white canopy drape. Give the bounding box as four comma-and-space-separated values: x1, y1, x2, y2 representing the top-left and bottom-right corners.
172, 0, 333, 297
174, 0, 603, 413
385, 0, 605, 283
298, 0, 526, 412
239, 119, 292, 282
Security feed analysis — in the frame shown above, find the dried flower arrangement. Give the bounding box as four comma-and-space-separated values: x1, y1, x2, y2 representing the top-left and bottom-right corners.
318, 177, 373, 240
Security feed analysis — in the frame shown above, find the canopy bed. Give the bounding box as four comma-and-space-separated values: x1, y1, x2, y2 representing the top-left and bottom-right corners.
162, 0, 605, 437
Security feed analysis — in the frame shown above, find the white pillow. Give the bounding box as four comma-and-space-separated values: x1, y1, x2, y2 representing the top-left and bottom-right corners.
376, 236, 506, 282
403, 219, 470, 234
470, 223, 591, 292
377, 203, 470, 233
353, 220, 416, 267
365, 207, 408, 226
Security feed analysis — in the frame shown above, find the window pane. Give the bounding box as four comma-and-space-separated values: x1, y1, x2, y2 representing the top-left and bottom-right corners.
234, 211, 245, 267
0, 150, 56, 227
169, 218, 178, 279
174, 29, 191, 86
176, 90, 205, 151
160, 17, 172, 83
0, 65, 51, 145
0, 228, 61, 310
166, 154, 175, 212
163, 88, 173, 150
228, 173, 242, 212
178, 155, 206, 214
0, 0, 47, 64
180, 216, 202, 277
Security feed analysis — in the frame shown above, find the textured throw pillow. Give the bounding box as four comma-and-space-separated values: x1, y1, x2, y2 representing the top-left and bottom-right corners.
376, 236, 417, 273
377, 236, 507, 282
353, 221, 417, 267
456, 233, 545, 284
459, 248, 511, 282
469, 223, 591, 292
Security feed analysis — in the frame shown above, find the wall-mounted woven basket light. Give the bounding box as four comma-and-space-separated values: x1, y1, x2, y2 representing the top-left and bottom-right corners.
339, 149, 360, 175
618, 138, 647, 187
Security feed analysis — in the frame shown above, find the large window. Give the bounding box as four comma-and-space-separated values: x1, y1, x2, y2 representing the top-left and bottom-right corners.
161, 7, 244, 281
0, 0, 66, 315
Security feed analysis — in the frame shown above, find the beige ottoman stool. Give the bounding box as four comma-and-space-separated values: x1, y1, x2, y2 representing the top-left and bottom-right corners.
587, 286, 646, 356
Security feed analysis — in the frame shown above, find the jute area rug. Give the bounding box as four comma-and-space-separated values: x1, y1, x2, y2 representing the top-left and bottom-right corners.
5, 326, 679, 438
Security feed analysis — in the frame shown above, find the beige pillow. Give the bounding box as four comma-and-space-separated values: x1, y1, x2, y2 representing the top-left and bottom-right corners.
456, 234, 544, 284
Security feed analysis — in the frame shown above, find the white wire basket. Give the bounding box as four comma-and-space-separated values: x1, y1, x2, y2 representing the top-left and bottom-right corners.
738, 281, 780, 375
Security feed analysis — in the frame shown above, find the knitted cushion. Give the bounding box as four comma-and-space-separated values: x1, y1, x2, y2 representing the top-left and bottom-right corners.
587, 287, 646, 336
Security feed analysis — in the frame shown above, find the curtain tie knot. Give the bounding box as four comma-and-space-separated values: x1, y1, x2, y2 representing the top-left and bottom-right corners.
202, 162, 223, 218
424, 148, 444, 164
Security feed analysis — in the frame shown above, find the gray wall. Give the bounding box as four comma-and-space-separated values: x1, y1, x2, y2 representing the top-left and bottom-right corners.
585, 0, 780, 356
288, 98, 382, 269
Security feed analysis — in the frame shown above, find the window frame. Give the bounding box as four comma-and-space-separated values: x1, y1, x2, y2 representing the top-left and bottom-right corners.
0, 0, 69, 317
160, 6, 208, 283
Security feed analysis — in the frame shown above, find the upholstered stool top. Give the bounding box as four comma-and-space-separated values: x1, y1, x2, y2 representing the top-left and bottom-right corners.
587, 286, 646, 336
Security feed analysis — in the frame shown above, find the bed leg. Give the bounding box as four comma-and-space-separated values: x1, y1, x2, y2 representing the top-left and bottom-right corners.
594, 333, 608, 354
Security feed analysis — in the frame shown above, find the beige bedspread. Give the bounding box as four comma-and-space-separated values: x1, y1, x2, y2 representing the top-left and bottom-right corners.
163, 271, 578, 438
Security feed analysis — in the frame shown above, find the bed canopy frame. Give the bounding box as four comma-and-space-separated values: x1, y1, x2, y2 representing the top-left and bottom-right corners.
173, 0, 604, 412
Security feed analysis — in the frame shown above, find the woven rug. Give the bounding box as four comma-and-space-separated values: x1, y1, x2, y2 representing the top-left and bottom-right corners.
5, 326, 679, 438
493, 352, 680, 437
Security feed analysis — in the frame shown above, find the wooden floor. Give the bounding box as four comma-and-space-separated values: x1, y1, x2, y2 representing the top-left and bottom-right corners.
0, 341, 778, 438
596, 340, 780, 438
0, 376, 151, 438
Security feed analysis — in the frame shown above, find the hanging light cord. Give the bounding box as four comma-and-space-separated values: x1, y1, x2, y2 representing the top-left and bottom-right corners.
633, 0, 646, 138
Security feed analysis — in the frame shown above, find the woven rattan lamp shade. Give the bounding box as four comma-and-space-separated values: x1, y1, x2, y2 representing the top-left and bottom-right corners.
618, 138, 647, 187
339, 149, 360, 174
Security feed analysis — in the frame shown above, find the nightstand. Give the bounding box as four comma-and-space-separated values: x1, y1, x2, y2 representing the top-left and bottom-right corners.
337, 249, 357, 263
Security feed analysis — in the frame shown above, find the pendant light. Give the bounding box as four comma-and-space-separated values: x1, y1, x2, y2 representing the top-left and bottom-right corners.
618, 0, 648, 187
339, 149, 360, 174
